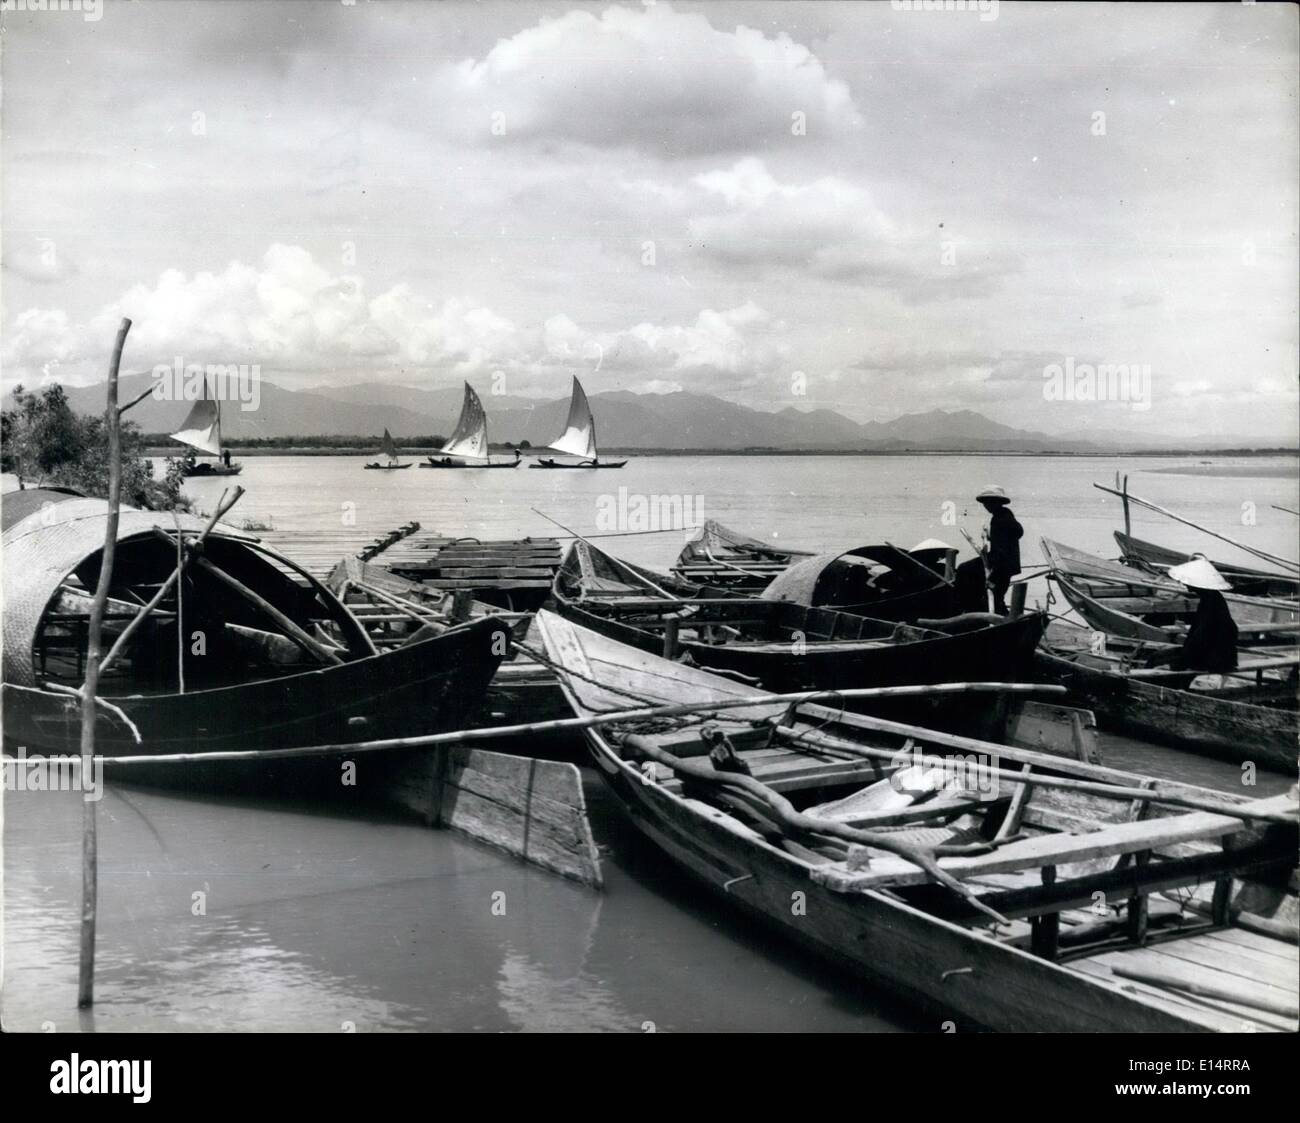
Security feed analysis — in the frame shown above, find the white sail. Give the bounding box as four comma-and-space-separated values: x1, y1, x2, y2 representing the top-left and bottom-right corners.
439, 383, 490, 460
546, 377, 598, 460
170, 384, 222, 456
380, 428, 398, 459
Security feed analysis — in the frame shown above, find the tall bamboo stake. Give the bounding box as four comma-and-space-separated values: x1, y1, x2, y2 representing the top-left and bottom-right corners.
77, 316, 132, 1007
1093, 483, 1299, 572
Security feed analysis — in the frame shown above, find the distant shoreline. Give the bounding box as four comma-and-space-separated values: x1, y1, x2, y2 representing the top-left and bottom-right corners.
146, 446, 1299, 459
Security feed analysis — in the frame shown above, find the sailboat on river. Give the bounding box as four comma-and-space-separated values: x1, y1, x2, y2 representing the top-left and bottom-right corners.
171, 379, 242, 476
530, 377, 627, 469
423, 382, 520, 468
363, 429, 411, 470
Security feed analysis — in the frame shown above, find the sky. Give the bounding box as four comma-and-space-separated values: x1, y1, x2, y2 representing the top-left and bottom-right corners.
1, 0, 1296, 441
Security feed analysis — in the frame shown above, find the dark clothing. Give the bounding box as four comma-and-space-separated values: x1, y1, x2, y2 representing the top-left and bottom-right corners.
954, 556, 991, 614
1172, 591, 1238, 672
988, 569, 1013, 616
986, 506, 1023, 577
982, 505, 1023, 616
222, 448, 232, 467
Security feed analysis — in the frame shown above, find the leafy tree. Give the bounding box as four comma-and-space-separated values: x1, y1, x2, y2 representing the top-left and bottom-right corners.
1, 384, 189, 510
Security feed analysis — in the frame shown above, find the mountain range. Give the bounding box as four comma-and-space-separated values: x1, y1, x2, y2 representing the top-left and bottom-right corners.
40, 374, 1277, 452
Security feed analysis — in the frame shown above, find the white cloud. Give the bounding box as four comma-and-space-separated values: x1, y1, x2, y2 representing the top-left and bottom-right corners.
688, 158, 1017, 299
1, 245, 786, 396
447, 2, 861, 156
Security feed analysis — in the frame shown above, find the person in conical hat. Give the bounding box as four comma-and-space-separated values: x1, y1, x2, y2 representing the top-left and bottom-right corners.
1155, 555, 1238, 672
975, 486, 1022, 615
909, 538, 958, 582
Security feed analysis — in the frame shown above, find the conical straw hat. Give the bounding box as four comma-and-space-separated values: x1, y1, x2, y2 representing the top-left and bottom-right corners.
1168, 556, 1232, 591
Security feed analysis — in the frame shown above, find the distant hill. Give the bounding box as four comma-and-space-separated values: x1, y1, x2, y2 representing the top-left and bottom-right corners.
37, 374, 1283, 453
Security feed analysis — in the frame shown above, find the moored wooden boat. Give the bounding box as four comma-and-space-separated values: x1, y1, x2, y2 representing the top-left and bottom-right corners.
1115, 530, 1300, 599
1035, 622, 1297, 775
761, 544, 971, 622
325, 557, 569, 731
1043, 538, 1299, 642
536, 611, 1300, 1032
554, 540, 1046, 695
671, 520, 814, 590
1, 489, 507, 781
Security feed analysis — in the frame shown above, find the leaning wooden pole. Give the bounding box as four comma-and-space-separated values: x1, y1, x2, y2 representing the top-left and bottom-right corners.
1093, 483, 1299, 572
77, 316, 132, 1007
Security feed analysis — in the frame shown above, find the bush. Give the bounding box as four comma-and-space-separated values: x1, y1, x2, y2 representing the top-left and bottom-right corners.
1, 384, 189, 510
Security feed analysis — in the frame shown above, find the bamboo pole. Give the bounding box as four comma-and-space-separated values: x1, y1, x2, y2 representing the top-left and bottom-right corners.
1093, 483, 1300, 572
77, 316, 131, 1008
98, 487, 245, 677
96, 681, 1061, 766
767, 726, 1295, 824
188, 554, 344, 665
172, 512, 186, 694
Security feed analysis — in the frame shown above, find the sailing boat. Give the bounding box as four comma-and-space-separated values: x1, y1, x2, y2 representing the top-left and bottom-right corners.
422, 382, 521, 468
171, 378, 242, 476
363, 428, 412, 470
529, 377, 627, 469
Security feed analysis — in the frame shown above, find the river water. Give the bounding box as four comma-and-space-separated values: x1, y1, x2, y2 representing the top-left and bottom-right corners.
4, 453, 1296, 1032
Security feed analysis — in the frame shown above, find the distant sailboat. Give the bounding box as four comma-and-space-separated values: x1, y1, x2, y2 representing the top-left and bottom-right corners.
171, 379, 242, 476
422, 383, 521, 468
529, 377, 627, 469
364, 428, 412, 470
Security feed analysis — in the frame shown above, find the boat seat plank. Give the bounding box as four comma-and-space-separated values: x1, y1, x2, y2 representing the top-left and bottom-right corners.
812, 795, 1295, 890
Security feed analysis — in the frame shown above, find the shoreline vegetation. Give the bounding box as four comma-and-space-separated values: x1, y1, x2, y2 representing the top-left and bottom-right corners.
141, 440, 1300, 460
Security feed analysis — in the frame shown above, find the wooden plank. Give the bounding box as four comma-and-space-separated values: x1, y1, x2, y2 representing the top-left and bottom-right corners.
813, 797, 1294, 890
1155, 936, 1298, 994
377, 747, 602, 888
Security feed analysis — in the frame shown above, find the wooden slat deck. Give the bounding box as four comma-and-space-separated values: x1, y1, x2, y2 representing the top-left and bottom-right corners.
1074, 929, 1299, 1032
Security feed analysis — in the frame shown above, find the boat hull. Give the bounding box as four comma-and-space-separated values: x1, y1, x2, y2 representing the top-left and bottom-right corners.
1115, 531, 1300, 598
363, 463, 413, 470
529, 458, 627, 469
2, 617, 508, 780
556, 595, 1046, 695
1036, 649, 1297, 774
183, 463, 242, 477
422, 457, 519, 468
585, 727, 1226, 1032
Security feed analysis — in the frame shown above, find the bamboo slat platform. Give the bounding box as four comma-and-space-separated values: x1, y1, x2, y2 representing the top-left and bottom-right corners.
258, 522, 563, 608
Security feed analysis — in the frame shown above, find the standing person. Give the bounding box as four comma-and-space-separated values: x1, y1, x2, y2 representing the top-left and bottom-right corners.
976, 486, 1022, 615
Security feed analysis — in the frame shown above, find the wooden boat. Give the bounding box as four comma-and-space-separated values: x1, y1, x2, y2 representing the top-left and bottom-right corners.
171, 377, 242, 476
325, 558, 569, 731
528, 377, 627, 468
670, 520, 814, 590
759, 543, 970, 622
421, 382, 521, 468
536, 610, 1300, 1032
1, 489, 507, 770
364, 428, 411, 469
1036, 621, 1297, 775
1043, 538, 1299, 642
553, 540, 1046, 695
1115, 530, 1300, 598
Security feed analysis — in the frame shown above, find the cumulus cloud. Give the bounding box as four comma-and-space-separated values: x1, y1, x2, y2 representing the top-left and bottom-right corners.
447, 2, 861, 156
688, 158, 1019, 300
1, 244, 786, 395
